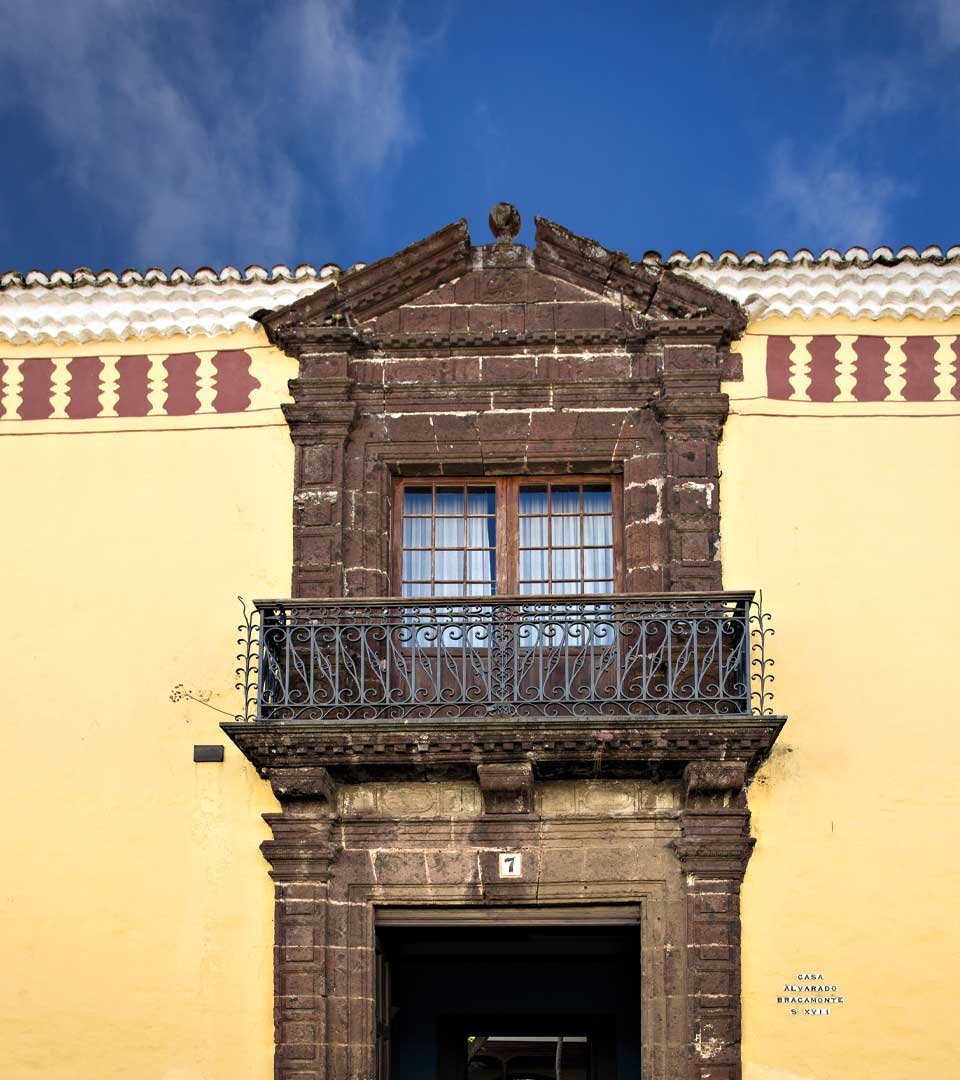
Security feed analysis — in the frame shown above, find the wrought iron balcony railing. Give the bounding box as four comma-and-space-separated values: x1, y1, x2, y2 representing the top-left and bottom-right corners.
234, 592, 774, 723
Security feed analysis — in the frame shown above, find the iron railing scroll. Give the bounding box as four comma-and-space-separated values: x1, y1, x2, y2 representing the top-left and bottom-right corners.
234, 591, 775, 723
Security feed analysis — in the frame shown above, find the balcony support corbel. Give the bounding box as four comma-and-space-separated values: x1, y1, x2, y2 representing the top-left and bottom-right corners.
477, 761, 535, 814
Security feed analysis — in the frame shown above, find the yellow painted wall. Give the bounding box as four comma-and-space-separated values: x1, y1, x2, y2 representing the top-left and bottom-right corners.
3, 315, 957, 1079
725, 317, 960, 1080
0, 330, 292, 1080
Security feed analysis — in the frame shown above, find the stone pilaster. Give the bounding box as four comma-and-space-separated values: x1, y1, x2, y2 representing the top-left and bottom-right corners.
657, 342, 729, 591
283, 348, 356, 597
674, 762, 754, 1080
262, 769, 341, 1079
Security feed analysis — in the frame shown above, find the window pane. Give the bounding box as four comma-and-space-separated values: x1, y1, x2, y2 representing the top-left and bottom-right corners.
435, 550, 464, 581
553, 514, 580, 547
403, 487, 432, 515
466, 487, 495, 515
466, 547, 495, 582
466, 515, 495, 548
519, 485, 548, 515
402, 516, 432, 547
520, 516, 548, 547
583, 579, 614, 594
402, 550, 430, 581
434, 517, 464, 547
585, 547, 613, 579
433, 582, 464, 597
435, 488, 465, 515
520, 581, 549, 595
583, 513, 612, 546
401, 581, 430, 598
551, 580, 580, 595
551, 485, 580, 514
552, 549, 580, 580
583, 484, 613, 513
520, 549, 548, 581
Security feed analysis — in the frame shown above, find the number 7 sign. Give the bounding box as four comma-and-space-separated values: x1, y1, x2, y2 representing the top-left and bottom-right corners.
498, 852, 522, 878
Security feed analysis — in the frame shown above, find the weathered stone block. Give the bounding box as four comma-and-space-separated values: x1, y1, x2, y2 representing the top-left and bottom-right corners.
469, 306, 502, 333
302, 444, 335, 483
524, 303, 557, 332
483, 355, 539, 383
556, 301, 608, 330
696, 892, 731, 914
372, 850, 429, 884
401, 305, 451, 333
477, 762, 534, 814
378, 784, 439, 818
538, 847, 586, 883
673, 441, 708, 476
625, 521, 666, 566
280, 1023, 317, 1058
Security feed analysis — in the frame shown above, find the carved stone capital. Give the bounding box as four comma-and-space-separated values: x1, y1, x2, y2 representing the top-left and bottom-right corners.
676, 761, 754, 877
261, 811, 341, 882
282, 402, 357, 445
655, 393, 730, 441
673, 833, 756, 876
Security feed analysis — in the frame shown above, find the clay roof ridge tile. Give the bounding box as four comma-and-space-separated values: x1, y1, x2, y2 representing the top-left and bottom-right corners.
4, 244, 960, 292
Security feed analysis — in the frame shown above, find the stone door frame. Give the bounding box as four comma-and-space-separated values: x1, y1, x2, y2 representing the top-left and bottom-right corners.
249, 761, 759, 1080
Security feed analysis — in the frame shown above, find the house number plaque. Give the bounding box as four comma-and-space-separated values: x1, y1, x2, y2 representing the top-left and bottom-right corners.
498, 852, 522, 878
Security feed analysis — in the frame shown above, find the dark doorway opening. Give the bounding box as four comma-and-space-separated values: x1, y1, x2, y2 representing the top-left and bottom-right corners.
376, 921, 641, 1080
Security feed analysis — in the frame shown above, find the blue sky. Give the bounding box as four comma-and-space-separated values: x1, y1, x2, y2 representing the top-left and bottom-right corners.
1, 0, 958, 273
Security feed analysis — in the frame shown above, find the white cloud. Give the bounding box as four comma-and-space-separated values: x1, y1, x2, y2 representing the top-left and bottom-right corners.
711, 0, 790, 47
835, 59, 921, 126
918, 0, 960, 50
270, 1, 417, 179
765, 143, 902, 249
0, 1, 419, 266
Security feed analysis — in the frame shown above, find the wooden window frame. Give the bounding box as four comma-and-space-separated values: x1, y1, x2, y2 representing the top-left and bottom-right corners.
391, 475, 624, 598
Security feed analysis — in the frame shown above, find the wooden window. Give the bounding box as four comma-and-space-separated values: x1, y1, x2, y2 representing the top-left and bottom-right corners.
394, 478, 622, 598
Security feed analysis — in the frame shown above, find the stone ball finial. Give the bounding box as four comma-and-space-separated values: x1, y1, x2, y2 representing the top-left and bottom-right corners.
489, 202, 521, 244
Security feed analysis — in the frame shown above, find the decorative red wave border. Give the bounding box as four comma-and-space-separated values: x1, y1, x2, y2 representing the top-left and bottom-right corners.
0, 349, 261, 420
765, 335, 960, 402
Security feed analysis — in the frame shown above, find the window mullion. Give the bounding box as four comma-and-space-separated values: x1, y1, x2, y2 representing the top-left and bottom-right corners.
497, 477, 515, 596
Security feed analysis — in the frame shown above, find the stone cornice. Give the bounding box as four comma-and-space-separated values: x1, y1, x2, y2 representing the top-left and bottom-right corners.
222, 716, 786, 784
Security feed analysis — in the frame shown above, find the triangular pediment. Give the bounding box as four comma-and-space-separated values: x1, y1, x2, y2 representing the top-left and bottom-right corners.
257, 209, 745, 352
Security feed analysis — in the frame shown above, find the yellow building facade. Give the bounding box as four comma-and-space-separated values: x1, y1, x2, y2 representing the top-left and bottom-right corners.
2, 218, 957, 1079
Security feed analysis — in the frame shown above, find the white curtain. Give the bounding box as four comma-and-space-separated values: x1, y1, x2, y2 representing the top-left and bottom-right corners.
402, 489, 496, 645
466, 510, 495, 580
519, 488, 548, 593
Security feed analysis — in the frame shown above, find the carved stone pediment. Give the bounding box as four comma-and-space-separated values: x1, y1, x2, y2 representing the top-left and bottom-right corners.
255, 209, 746, 355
